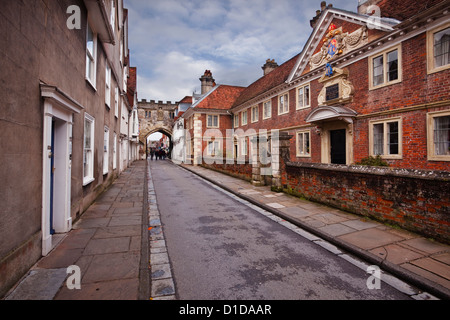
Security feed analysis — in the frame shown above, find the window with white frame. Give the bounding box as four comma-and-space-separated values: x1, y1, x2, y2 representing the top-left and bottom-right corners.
251, 105, 259, 123
120, 38, 123, 65
123, 66, 127, 91
86, 22, 97, 87
434, 27, 450, 68
83, 113, 95, 185
103, 127, 109, 174
427, 23, 450, 74
263, 100, 272, 119
207, 140, 220, 156
296, 130, 311, 157
114, 87, 119, 118
241, 137, 248, 156
110, 0, 116, 34
278, 93, 289, 115
369, 118, 402, 159
369, 45, 401, 89
296, 84, 310, 109
113, 132, 117, 169
427, 111, 450, 160
234, 114, 239, 128
207, 114, 219, 128
241, 110, 248, 126
105, 63, 111, 107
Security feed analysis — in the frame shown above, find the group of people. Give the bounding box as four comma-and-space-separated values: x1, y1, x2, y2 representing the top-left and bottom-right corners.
149, 148, 167, 160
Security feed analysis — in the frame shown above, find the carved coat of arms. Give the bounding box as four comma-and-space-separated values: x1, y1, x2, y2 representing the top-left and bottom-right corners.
310, 23, 368, 70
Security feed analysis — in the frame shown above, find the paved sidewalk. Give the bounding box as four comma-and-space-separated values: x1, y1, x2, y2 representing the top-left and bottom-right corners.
181, 164, 450, 300
5, 160, 149, 300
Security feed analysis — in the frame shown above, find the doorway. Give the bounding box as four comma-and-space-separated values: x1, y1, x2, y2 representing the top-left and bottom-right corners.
41, 84, 82, 256
330, 129, 346, 164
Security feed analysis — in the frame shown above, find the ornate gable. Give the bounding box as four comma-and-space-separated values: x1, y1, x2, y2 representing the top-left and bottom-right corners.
287, 7, 399, 84
309, 24, 368, 70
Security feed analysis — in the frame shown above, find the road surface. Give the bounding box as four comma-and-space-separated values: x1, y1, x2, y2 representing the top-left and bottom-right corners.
149, 160, 410, 300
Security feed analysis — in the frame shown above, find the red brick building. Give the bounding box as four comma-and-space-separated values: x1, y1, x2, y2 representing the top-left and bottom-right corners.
177, 0, 450, 243
229, 0, 450, 171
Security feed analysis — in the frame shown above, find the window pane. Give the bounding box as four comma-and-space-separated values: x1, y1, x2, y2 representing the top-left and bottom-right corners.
84, 120, 91, 149
298, 87, 304, 108
305, 85, 310, 106
434, 116, 450, 155
387, 50, 398, 82
298, 133, 304, 154
264, 101, 271, 118
434, 27, 450, 68
305, 132, 310, 154
373, 55, 384, 86
373, 123, 384, 155
87, 25, 94, 56
387, 122, 399, 155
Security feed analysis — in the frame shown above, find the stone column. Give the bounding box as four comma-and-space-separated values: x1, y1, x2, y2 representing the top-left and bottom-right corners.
271, 131, 292, 191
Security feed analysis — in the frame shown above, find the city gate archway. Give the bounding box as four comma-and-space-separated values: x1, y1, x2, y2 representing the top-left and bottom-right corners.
138, 99, 177, 158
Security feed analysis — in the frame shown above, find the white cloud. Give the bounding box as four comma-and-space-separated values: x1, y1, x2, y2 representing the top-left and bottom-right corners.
126, 0, 361, 101
137, 51, 221, 102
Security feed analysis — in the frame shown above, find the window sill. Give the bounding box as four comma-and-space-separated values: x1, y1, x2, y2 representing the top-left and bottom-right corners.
369, 79, 402, 91
83, 176, 95, 186
85, 78, 97, 91
427, 64, 450, 75
428, 155, 450, 162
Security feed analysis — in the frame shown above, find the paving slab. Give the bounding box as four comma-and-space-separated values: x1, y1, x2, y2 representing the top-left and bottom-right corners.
318, 223, 356, 237
5, 268, 67, 300
55, 278, 139, 300
83, 237, 131, 255
82, 251, 140, 283
338, 228, 404, 250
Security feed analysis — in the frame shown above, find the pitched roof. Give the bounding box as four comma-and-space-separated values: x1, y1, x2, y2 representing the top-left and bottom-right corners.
231, 54, 300, 109
178, 96, 193, 104
193, 84, 246, 110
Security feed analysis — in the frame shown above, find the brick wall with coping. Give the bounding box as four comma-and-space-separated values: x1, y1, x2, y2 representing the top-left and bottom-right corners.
278, 141, 450, 244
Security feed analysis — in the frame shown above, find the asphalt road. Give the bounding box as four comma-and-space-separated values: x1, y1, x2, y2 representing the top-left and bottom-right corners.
149, 160, 411, 300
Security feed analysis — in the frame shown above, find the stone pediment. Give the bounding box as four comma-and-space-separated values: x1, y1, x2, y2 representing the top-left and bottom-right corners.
305, 105, 357, 124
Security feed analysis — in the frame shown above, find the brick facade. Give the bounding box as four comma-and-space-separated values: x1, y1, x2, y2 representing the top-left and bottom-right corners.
176, 0, 450, 244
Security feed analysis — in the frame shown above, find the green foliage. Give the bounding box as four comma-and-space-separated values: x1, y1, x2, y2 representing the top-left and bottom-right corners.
357, 155, 389, 167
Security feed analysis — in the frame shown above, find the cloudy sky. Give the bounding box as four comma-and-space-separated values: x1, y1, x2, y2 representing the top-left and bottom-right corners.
124, 0, 357, 103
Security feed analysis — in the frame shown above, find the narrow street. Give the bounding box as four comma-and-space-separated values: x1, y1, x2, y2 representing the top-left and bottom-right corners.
149, 159, 411, 300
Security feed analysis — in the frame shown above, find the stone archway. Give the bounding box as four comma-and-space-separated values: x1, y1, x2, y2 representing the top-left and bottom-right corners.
138, 99, 177, 158
141, 125, 173, 159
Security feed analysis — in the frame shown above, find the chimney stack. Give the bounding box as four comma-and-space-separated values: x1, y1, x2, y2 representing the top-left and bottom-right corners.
262, 59, 279, 76
200, 70, 215, 95
310, 1, 333, 28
